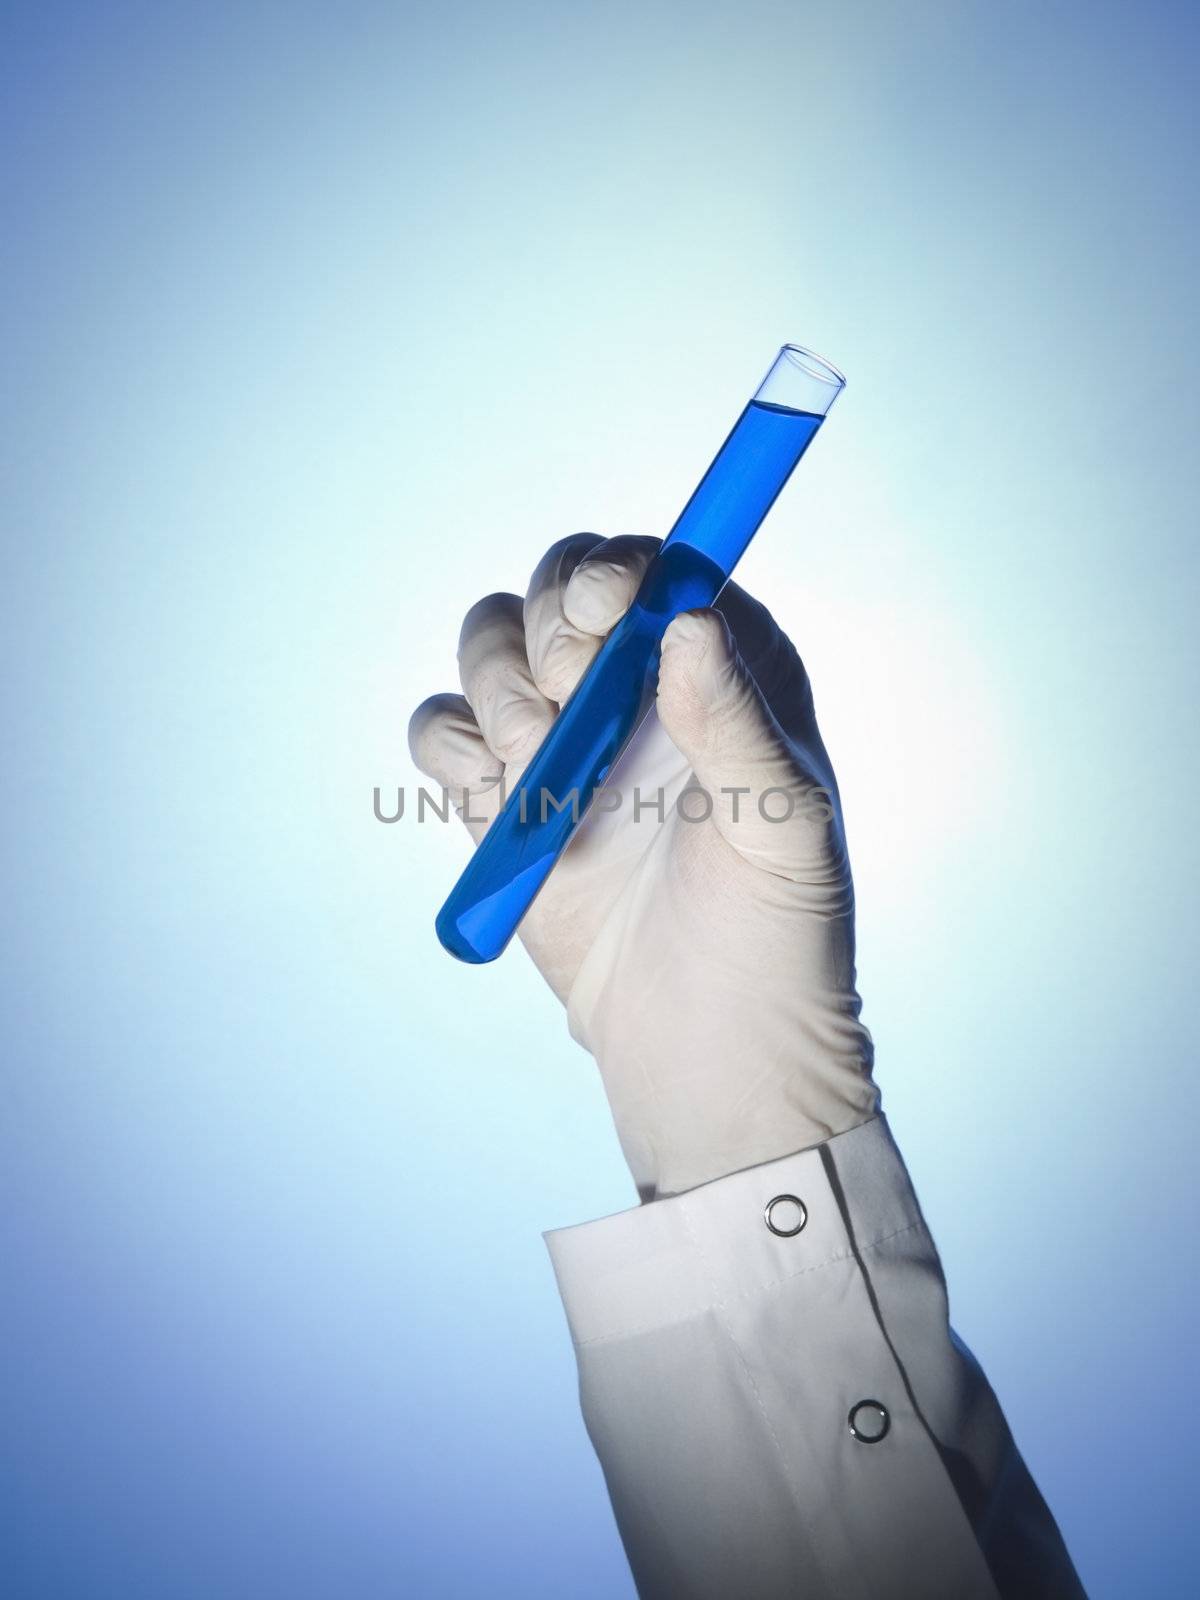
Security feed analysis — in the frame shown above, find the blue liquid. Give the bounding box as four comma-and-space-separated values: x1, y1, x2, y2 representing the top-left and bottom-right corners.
437, 401, 824, 962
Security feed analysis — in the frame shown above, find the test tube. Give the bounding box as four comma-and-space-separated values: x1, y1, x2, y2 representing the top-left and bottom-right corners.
437, 344, 845, 963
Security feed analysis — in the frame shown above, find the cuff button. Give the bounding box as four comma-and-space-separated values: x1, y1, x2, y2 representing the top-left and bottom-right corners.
848, 1400, 891, 1443
764, 1194, 807, 1237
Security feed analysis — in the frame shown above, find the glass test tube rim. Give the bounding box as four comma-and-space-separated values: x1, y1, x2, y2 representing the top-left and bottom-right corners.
774, 343, 847, 392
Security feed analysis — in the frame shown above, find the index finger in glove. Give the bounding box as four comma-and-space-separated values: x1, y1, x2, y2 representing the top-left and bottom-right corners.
524, 534, 661, 704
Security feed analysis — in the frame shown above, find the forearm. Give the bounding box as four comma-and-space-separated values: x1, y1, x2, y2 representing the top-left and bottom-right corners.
545, 1116, 1084, 1600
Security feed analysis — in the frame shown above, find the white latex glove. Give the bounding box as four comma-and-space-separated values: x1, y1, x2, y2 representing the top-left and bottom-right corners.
409, 534, 879, 1199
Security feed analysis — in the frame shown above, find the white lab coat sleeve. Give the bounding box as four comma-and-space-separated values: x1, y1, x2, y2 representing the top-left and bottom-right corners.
543, 1115, 1085, 1600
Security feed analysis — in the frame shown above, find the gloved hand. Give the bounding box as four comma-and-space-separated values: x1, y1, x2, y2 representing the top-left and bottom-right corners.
409, 534, 878, 1200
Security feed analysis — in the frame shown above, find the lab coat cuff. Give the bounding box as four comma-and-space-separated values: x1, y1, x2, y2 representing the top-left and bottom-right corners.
544, 1114, 917, 1349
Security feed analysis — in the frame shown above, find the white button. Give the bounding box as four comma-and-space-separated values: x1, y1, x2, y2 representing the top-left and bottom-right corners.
848, 1400, 890, 1443
763, 1194, 807, 1237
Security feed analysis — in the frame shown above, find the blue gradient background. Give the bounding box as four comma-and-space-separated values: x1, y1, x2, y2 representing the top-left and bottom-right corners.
2, 2, 1197, 1595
